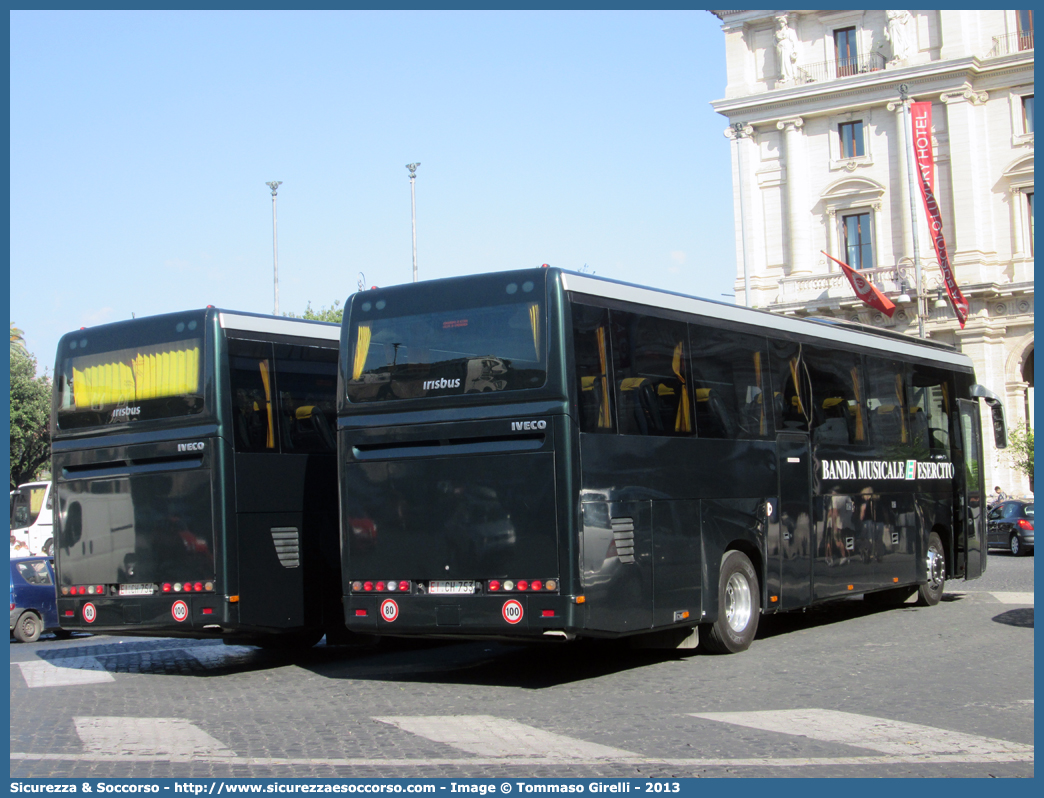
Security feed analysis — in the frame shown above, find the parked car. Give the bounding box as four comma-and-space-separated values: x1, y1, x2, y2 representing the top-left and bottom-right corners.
986, 500, 1034, 556
10, 556, 72, 643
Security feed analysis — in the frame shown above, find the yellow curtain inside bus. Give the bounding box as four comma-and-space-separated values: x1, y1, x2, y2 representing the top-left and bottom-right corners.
71, 342, 200, 409
29, 487, 46, 516
528, 303, 541, 360
596, 326, 611, 428
788, 357, 806, 418
352, 324, 372, 380
850, 365, 866, 441
895, 374, 909, 443
258, 360, 275, 449
753, 351, 766, 435
672, 341, 692, 433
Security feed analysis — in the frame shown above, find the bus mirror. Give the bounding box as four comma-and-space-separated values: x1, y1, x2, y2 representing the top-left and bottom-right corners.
969, 384, 1007, 449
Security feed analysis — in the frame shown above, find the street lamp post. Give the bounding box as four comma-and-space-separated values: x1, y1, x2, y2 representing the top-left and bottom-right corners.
897, 85, 926, 338
266, 181, 282, 315
406, 163, 420, 283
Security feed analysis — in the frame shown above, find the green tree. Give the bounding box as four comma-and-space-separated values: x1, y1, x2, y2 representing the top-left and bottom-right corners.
285, 300, 343, 324
1005, 423, 1034, 487
10, 322, 26, 355
10, 347, 52, 489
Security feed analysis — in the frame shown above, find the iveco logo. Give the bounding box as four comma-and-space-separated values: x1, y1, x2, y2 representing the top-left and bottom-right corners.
111, 406, 141, 419
178, 442, 205, 452
511, 420, 547, 431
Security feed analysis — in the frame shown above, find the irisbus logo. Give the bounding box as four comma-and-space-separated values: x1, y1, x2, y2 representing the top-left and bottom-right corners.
111, 406, 141, 419
511, 420, 547, 432
423, 378, 461, 390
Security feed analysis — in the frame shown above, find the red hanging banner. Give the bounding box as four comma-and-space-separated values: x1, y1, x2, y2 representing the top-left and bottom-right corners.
821, 250, 896, 317
910, 101, 969, 327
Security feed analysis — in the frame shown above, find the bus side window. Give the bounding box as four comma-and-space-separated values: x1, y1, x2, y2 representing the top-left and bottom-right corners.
907, 365, 952, 458
866, 357, 909, 451
689, 324, 772, 439
803, 346, 866, 446
769, 340, 811, 432
610, 311, 692, 437
228, 339, 277, 453
571, 303, 614, 433
273, 344, 338, 453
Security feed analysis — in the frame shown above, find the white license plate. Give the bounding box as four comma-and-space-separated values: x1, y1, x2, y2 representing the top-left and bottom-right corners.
429, 580, 476, 595
119, 584, 154, 596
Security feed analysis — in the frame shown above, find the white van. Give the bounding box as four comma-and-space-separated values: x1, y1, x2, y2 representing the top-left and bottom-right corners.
10, 482, 54, 557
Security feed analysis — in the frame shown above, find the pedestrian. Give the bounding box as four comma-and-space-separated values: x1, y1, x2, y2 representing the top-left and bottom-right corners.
990, 485, 1009, 506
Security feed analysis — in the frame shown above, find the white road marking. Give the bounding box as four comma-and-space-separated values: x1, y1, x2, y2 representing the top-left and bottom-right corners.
690, 709, 1034, 757
373, 715, 635, 759
990, 592, 1035, 605
16, 659, 115, 688
9, 751, 1034, 767
73, 717, 236, 759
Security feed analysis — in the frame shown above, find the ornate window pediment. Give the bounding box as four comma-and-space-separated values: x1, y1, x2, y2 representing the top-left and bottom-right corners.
821, 176, 886, 213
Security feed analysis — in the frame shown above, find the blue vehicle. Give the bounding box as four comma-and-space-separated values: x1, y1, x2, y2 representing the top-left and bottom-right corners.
10, 557, 72, 643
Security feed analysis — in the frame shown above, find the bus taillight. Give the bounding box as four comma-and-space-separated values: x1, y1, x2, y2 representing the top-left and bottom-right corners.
162, 583, 172, 592
488, 580, 501, 592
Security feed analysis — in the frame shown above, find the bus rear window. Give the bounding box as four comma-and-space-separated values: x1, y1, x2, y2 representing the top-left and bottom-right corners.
56, 315, 205, 429
347, 279, 546, 403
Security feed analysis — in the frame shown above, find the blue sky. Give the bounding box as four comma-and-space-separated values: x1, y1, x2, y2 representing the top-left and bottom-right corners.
10, 10, 736, 371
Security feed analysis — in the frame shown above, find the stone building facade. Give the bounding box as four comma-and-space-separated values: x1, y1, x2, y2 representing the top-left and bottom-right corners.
711, 9, 1034, 495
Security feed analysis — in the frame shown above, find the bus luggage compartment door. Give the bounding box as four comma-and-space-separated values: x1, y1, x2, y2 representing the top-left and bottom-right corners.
774, 433, 812, 609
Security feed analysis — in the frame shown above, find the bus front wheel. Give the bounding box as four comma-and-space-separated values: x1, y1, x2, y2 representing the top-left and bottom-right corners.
700, 550, 760, 654
916, 532, 946, 606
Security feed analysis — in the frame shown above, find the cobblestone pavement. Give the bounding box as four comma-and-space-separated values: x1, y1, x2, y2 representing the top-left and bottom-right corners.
10, 556, 1033, 779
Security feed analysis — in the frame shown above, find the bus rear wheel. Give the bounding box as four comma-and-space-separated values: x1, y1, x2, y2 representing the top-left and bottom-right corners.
916, 532, 946, 606
700, 550, 760, 654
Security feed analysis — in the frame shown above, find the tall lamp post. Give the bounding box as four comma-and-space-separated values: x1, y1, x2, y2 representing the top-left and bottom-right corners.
266, 181, 282, 315
896, 84, 926, 338
406, 163, 420, 282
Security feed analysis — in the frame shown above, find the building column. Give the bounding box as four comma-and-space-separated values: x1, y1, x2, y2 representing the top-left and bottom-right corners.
940, 86, 992, 283
725, 122, 757, 305
887, 99, 916, 264
777, 117, 812, 275
1010, 187, 1026, 258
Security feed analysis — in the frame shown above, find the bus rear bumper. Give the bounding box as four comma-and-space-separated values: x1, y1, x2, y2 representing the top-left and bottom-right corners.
344, 594, 583, 638
57, 595, 234, 636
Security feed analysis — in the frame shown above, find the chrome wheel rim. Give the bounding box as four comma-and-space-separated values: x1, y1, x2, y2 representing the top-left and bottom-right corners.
926, 543, 946, 588
724, 572, 753, 632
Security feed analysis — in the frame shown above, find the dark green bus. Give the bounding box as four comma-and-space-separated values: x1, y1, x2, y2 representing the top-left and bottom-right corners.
337, 267, 1007, 652
52, 309, 344, 646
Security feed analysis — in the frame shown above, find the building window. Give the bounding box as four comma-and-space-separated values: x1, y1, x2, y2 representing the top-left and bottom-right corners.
842, 212, 874, 270
1023, 95, 1034, 134
834, 27, 858, 77
838, 121, 865, 158
1018, 10, 1034, 51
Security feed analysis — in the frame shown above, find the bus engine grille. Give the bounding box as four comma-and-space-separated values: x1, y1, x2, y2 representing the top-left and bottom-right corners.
611, 517, 636, 564
271, 527, 301, 568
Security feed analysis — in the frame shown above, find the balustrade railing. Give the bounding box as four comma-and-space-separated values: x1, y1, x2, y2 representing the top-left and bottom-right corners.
989, 30, 1034, 57
790, 52, 886, 85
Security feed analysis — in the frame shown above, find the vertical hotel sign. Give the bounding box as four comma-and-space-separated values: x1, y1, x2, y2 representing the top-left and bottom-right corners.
910, 101, 969, 327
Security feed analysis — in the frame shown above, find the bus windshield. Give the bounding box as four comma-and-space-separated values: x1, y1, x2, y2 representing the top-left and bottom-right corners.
55, 312, 206, 430
346, 274, 546, 403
